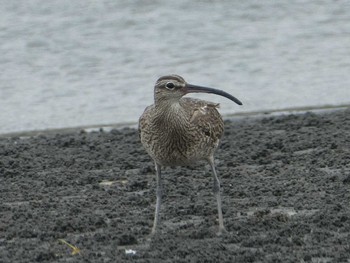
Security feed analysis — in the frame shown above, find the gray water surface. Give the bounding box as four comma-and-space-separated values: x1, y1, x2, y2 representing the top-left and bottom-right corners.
1, 0, 350, 134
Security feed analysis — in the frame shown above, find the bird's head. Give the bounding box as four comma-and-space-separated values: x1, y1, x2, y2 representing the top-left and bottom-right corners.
154, 74, 243, 106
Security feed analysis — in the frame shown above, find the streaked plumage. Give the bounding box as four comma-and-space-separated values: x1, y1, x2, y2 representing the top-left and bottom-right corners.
139, 97, 223, 166
139, 74, 242, 235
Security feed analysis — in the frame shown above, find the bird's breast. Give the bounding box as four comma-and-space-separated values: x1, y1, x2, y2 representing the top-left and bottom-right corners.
139, 100, 223, 166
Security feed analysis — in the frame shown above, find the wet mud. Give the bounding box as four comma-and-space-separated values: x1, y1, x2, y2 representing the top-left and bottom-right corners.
1, 109, 350, 262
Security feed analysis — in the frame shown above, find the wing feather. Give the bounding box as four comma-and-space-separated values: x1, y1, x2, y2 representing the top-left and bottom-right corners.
181, 98, 224, 143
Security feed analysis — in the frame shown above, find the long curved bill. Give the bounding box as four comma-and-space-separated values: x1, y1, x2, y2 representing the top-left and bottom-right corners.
186, 84, 243, 105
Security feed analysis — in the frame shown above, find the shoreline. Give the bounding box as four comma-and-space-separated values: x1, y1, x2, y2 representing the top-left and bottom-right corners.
1, 104, 349, 139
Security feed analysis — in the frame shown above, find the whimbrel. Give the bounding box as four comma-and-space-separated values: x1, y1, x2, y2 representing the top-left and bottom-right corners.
139, 75, 242, 235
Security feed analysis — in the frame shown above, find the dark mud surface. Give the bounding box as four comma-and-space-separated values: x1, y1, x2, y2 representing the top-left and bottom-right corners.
1, 109, 350, 262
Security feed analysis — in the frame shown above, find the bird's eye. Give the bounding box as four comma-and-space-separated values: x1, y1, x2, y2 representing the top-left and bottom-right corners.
165, 82, 175, 90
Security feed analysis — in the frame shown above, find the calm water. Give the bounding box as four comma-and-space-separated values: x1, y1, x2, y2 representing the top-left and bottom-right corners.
1, 0, 350, 134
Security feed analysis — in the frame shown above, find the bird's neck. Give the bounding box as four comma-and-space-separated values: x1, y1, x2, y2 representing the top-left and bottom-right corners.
152, 100, 192, 150
153, 100, 187, 127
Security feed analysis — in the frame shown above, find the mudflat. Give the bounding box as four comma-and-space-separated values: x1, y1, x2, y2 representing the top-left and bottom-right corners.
1, 109, 350, 262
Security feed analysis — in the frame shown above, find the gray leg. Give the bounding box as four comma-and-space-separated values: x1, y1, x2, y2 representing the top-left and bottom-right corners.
207, 156, 226, 234
151, 162, 162, 234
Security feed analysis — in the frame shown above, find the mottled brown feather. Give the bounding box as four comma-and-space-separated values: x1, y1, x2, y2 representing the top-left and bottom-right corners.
139, 97, 224, 166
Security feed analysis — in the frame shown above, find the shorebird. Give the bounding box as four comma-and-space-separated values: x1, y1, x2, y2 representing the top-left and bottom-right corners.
139, 75, 242, 235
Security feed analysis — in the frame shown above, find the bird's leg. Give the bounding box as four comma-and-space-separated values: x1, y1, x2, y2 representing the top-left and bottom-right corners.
151, 162, 162, 234
207, 156, 226, 235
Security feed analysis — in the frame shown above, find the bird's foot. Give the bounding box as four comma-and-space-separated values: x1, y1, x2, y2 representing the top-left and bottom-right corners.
216, 227, 228, 237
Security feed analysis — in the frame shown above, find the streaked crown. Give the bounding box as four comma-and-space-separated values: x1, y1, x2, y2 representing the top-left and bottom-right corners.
154, 75, 187, 102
